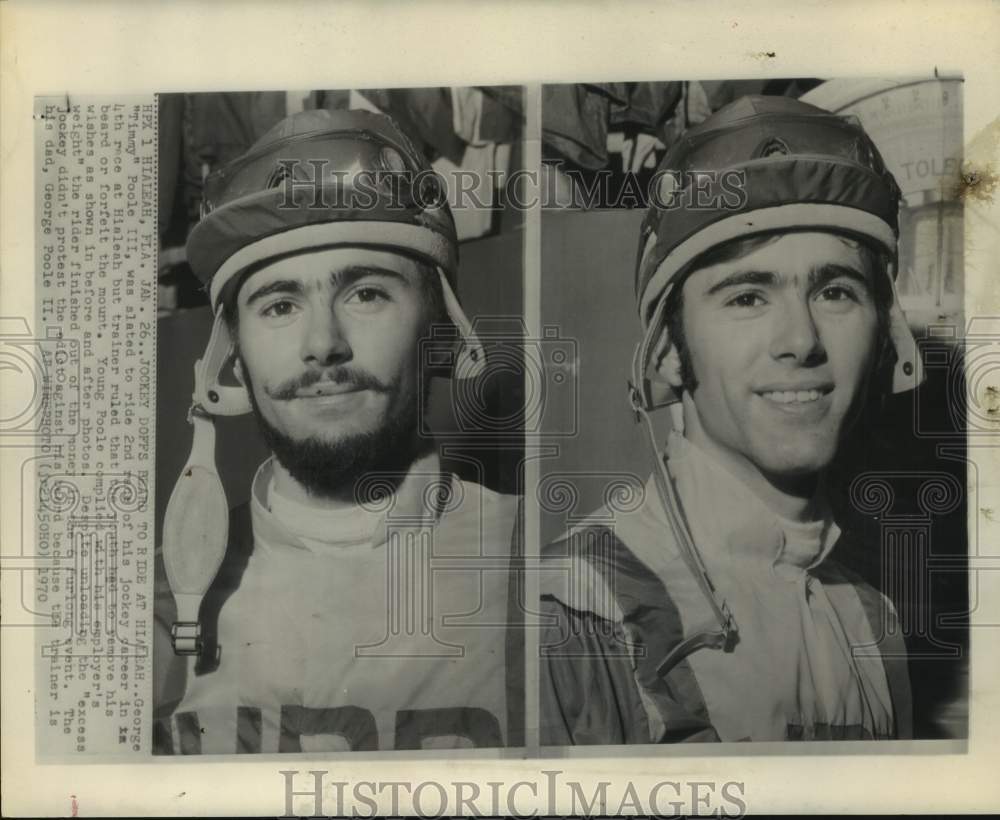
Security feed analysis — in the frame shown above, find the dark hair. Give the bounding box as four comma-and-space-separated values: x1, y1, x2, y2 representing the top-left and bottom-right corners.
662, 230, 896, 395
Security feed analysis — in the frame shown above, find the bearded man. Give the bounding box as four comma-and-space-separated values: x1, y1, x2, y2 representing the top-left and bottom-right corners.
153, 109, 522, 754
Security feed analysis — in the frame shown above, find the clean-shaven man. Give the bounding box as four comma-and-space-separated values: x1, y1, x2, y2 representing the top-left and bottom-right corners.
541, 95, 919, 743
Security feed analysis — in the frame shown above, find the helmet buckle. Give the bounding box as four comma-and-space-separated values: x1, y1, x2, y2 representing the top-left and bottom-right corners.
627, 381, 645, 423
171, 621, 202, 656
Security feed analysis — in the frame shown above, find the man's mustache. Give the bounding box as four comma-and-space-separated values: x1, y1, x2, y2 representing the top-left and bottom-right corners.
266, 367, 393, 401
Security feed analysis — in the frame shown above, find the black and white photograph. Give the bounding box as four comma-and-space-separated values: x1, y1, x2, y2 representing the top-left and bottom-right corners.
538, 78, 969, 745
3, 1, 1000, 815
152, 87, 527, 754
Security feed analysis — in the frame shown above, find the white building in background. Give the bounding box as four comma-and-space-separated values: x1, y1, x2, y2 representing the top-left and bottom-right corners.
802, 77, 964, 332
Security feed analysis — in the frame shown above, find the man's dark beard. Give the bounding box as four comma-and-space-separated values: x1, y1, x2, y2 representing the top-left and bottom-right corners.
242, 360, 430, 503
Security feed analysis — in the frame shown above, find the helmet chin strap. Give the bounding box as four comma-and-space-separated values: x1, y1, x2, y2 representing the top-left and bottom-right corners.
630, 296, 676, 412
437, 267, 487, 379
162, 310, 248, 655
192, 309, 253, 416
884, 260, 924, 393
628, 311, 739, 676
628, 254, 921, 677
162, 290, 486, 657
162, 408, 230, 655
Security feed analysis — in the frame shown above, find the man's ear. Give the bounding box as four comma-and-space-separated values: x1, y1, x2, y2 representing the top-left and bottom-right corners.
232, 355, 246, 387
652, 331, 684, 390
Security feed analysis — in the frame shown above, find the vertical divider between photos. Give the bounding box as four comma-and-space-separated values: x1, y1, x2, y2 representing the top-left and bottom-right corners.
521, 84, 543, 754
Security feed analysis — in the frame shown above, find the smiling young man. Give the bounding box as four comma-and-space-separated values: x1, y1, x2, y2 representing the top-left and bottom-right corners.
540, 95, 921, 744
153, 109, 523, 754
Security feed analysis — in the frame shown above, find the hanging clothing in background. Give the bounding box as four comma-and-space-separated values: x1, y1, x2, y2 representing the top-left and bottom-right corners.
605, 83, 680, 181
698, 79, 822, 114
697, 80, 771, 114
452, 86, 485, 144
180, 91, 289, 227
283, 90, 357, 115
162, 92, 291, 311
541, 82, 683, 171
541, 81, 822, 173
607, 131, 665, 174
346, 89, 381, 114
609, 82, 683, 139
158, 94, 186, 242
284, 90, 311, 116
684, 80, 715, 127
358, 87, 466, 164
541, 84, 616, 170
317, 89, 352, 112
431, 88, 514, 240
161, 87, 522, 265
184, 91, 287, 170
477, 86, 523, 145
